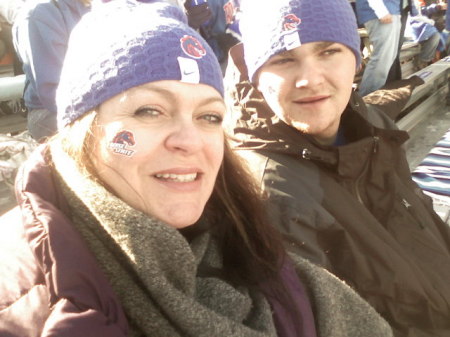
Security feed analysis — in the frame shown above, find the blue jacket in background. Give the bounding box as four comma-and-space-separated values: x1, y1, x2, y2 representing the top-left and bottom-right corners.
13, 0, 90, 112
446, 4, 450, 31
200, 0, 240, 62
407, 2, 440, 43
355, 0, 401, 25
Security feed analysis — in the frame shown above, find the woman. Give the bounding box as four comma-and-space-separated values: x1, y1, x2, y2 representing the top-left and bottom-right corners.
0, 1, 393, 336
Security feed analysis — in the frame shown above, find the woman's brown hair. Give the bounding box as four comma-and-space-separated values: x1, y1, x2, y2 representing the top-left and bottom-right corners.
206, 140, 287, 286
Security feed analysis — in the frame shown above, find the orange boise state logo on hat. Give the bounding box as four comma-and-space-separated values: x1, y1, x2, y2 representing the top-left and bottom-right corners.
283, 14, 301, 31
180, 35, 206, 59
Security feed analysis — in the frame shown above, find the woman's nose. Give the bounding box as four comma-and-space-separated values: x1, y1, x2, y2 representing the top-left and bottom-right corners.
165, 120, 203, 154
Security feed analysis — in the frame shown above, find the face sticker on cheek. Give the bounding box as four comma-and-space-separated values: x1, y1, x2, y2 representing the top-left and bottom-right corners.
108, 130, 136, 157
267, 85, 277, 95
258, 75, 277, 96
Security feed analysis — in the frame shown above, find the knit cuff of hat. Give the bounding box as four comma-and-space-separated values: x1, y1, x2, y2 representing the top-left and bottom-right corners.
239, 0, 361, 82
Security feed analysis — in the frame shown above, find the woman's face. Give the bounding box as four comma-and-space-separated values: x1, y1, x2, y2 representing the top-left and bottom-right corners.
90, 80, 225, 228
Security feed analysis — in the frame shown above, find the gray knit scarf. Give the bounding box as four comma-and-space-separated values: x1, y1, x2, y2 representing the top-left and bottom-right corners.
50, 142, 277, 337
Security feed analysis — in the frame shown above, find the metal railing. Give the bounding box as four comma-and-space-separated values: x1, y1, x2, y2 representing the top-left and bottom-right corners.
396, 58, 450, 132
0, 74, 25, 101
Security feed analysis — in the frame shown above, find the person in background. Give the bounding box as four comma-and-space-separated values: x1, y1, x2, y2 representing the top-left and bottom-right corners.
185, 0, 240, 67
446, 0, 450, 31
12, 0, 92, 142
184, 0, 212, 30
418, 0, 449, 59
355, 0, 402, 95
406, 0, 442, 69
0, 0, 24, 75
418, 0, 447, 32
0, 1, 393, 336
444, 1, 450, 57
166, 0, 185, 7
225, 0, 450, 335
385, 0, 412, 83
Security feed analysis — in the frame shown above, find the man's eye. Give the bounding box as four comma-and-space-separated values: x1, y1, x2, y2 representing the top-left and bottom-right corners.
270, 57, 294, 65
322, 48, 341, 56
134, 107, 161, 117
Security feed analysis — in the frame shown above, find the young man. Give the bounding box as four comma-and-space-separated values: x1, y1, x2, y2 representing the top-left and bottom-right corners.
225, 0, 450, 335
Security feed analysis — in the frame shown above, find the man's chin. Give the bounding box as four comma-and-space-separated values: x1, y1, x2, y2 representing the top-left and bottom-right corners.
290, 120, 310, 133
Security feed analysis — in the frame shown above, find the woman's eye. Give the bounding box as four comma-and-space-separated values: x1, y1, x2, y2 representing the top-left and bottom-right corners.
134, 106, 161, 117
200, 113, 223, 124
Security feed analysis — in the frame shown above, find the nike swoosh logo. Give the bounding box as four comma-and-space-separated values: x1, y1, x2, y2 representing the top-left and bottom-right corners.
286, 40, 297, 47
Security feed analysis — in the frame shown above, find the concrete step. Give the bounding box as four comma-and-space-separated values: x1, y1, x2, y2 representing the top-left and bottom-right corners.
0, 181, 15, 216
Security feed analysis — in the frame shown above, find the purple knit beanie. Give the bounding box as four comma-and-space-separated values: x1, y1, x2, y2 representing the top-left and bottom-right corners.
56, 0, 224, 128
239, 0, 361, 82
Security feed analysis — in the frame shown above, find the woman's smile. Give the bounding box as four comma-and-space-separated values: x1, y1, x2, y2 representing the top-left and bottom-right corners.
91, 80, 225, 228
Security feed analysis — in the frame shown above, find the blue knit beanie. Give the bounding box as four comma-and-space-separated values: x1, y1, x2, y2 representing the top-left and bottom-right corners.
56, 0, 224, 128
239, 0, 361, 82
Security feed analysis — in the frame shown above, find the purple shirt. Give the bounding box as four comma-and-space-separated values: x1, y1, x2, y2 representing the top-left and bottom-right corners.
264, 258, 318, 337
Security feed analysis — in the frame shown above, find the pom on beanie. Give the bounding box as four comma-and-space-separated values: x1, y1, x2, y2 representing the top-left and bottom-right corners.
56, 0, 224, 128
239, 0, 361, 82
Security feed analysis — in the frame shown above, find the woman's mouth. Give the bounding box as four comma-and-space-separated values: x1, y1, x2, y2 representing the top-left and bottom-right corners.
154, 173, 198, 183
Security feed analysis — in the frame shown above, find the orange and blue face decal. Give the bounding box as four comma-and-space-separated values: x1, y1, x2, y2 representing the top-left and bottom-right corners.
109, 130, 136, 157
283, 13, 301, 31
180, 35, 206, 59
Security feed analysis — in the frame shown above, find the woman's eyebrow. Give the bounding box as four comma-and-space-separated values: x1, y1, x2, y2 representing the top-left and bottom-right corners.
123, 86, 224, 107
122, 86, 178, 104
131, 86, 175, 98
200, 97, 225, 106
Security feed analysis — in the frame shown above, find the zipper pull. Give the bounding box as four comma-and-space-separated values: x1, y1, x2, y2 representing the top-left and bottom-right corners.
402, 198, 425, 229
402, 198, 411, 209
373, 136, 379, 154
301, 148, 311, 160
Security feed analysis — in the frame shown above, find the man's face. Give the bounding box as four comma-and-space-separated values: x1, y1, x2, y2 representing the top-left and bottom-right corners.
256, 42, 356, 145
